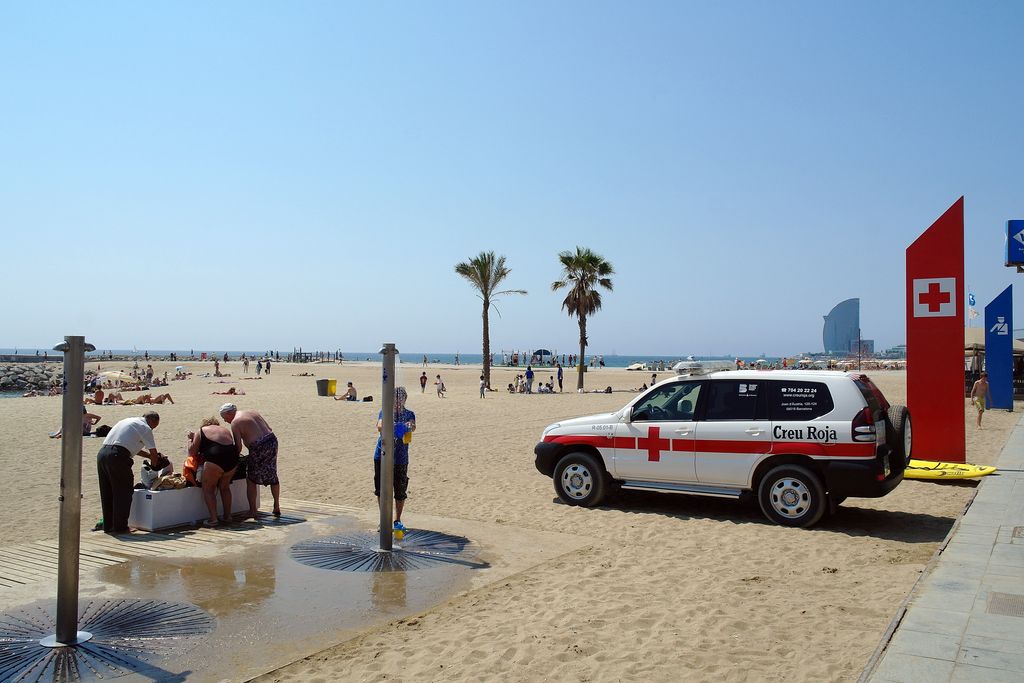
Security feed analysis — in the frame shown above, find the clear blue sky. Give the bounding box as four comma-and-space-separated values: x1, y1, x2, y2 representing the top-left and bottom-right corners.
3, 2, 1022, 356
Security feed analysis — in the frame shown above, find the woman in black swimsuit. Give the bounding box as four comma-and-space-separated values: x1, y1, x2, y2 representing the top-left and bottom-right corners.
188, 416, 240, 527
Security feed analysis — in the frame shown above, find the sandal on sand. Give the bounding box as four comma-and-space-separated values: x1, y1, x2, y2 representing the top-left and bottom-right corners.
203, 519, 219, 528
272, 509, 281, 517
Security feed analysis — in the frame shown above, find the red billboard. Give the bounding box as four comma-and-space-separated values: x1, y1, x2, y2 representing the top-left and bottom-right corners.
906, 198, 965, 462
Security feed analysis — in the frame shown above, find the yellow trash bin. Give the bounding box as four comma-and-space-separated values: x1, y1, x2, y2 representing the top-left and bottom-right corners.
326, 379, 338, 397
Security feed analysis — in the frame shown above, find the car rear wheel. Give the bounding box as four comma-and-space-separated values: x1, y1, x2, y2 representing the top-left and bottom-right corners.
886, 405, 912, 464
758, 465, 826, 528
553, 452, 607, 507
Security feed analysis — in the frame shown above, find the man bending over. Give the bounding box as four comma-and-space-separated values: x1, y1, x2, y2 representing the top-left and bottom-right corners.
219, 403, 281, 518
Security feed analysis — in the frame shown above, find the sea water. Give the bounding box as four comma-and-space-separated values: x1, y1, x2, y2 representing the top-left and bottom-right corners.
1, 348, 778, 368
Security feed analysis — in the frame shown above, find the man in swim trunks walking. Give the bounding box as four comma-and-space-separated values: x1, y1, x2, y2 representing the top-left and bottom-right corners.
219, 403, 281, 517
970, 371, 993, 429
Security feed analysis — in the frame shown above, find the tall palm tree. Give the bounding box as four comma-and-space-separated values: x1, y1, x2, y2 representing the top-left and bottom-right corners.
551, 247, 615, 391
455, 251, 527, 389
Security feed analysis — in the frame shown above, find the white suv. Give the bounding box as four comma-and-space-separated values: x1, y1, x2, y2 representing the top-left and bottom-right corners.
534, 370, 910, 527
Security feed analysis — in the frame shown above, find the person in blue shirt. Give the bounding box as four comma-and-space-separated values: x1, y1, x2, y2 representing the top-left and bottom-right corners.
374, 386, 416, 531
525, 366, 535, 394
556, 363, 563, 392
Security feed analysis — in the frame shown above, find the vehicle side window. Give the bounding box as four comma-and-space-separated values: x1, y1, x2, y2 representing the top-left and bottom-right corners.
703, 380, 762, 421
769, 381, 834, 420
852, 377, 885, 422
632, 382, 702, 421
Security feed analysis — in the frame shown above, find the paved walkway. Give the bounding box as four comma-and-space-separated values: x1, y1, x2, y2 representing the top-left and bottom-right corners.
866, 414, 1024, 682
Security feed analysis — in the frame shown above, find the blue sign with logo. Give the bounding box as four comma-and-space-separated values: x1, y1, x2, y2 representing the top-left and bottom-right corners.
1006, 220, 1024, 266
984, 285, 1013, 410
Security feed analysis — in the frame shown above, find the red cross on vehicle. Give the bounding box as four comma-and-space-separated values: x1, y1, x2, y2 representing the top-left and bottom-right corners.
637, 425, 671, 462
918, 281, 951, 312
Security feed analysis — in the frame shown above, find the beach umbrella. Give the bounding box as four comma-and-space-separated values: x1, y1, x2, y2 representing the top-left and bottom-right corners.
533, 349, 552, 356
98, 371, 133, 381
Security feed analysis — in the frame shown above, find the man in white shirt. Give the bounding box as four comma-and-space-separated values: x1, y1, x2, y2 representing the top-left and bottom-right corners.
97, 411, 161, 534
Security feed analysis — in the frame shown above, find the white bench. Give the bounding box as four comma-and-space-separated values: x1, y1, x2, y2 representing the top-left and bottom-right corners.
128, 479, 256, 531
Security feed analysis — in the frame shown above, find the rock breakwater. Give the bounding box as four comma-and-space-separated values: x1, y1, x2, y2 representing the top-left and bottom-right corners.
0, 363, 63, 392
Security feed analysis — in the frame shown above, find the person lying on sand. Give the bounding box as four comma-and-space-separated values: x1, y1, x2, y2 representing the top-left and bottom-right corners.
213, 387, 245, 395
292, 372, 315, 377
122, 393, 174, 405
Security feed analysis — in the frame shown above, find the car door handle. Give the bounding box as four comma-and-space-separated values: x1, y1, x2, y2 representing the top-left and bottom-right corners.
745, 428, 764, 435
674, 428, 691, 435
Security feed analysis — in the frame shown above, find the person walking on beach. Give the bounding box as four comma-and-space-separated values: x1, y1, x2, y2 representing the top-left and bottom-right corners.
96, 411, 161, 534
243, 358, 250, 374
479, 374, 486, 398
219, 403, 281, 517
525, 366, 535, 394
256, 360, 263, 376
970, 371, 993, 429
374, 386, 415, 532
422, 354, 428, 367
264, 358, 271, 375
420, 372, 428, 393
556, 363, 563, 392
434, 374, 446, 398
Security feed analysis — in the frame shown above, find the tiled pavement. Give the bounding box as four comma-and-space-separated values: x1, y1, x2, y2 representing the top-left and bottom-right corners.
866, 413, 1024, 682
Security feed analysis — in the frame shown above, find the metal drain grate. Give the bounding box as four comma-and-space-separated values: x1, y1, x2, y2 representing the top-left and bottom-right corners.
0, 599, 215, 681
289, 529, 489, 572
986, 592, 1024, 618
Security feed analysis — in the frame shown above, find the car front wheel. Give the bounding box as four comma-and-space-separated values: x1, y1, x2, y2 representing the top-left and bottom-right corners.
758, 465, 826, 528
553, 452, 608, 507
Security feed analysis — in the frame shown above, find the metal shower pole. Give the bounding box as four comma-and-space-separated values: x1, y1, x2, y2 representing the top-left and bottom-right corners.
378, 343, 397, 551
45, 335, 95, 646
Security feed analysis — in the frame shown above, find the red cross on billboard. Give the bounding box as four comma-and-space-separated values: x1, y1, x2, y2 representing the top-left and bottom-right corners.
912, 278, 957, 318
920, 283, 950, 311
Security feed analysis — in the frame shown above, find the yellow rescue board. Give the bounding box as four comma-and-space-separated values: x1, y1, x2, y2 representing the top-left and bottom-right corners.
904, 459, 997, 480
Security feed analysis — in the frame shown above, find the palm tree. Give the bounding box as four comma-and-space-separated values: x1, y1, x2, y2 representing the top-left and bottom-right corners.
551, 247, 615, 391
455, 252, 527, 390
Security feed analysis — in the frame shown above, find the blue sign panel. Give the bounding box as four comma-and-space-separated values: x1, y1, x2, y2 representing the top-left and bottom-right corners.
984, 285, 1013, 410
1007, 220, 1024, 266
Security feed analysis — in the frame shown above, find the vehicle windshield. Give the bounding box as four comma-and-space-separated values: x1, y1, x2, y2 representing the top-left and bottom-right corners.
632, 382, 702, 421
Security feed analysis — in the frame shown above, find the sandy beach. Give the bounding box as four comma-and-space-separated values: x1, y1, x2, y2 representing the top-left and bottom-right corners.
1, 361, 1016, 682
